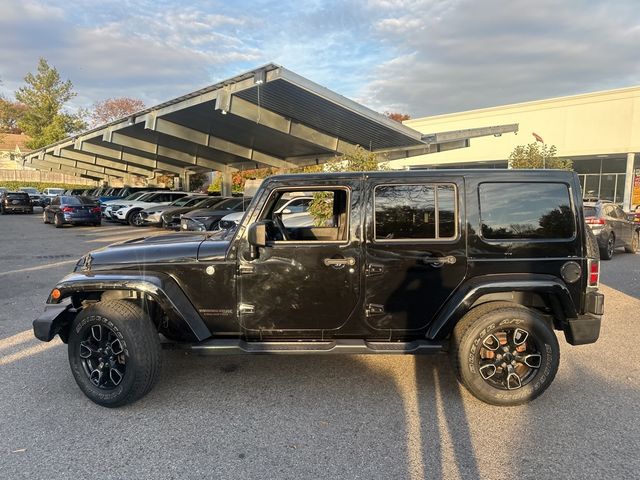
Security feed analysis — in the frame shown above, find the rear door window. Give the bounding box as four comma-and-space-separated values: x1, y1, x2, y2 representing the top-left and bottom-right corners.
479, 182, 575, 240
374, 183, 458, 241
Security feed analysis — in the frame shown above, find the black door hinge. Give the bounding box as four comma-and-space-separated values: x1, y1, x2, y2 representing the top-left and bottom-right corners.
365, 304, 385, 317
366, 264, 384, 276
238, 264, 255, 275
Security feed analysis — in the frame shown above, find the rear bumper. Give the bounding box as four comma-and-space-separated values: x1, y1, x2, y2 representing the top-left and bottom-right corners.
564, 292, 604, 345
3, 205, 32, 212
33, 299, 75, 342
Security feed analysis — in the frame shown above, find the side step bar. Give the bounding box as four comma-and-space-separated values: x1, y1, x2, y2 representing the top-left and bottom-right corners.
164, 338, 445, 355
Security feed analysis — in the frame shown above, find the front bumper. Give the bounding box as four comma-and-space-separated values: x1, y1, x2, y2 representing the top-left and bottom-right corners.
33, 299, 75, 342
140, 211, 162, 225
564, 291, 604, 345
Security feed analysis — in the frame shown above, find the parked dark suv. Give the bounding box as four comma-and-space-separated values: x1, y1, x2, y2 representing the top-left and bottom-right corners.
1, 191, 33, 214
33, 170, 604, 408
584, 200, 638, 259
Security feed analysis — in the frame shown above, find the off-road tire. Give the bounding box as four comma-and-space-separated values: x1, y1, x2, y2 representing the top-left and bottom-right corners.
624, 232, 638, 253
54, 214, 64, 228
601, 233, 615, 260
451, 303, 560, 406
68, 300, 162, 408
42, 211, 50, 224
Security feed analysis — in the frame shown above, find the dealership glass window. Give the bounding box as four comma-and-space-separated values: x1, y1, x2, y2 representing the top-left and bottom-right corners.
479, 182, 575, 240
374, 184, 457, 240
578, 173, 626, 203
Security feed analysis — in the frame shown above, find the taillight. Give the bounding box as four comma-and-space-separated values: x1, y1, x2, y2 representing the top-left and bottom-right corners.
61, 207, 74, 212
588, 259, 599, 287
585, 216, 605, 225
91, 207, 101, 213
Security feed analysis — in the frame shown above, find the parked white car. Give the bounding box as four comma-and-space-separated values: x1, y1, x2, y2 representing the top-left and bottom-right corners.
112, 192, 190, 226
42, 188, 65, 199
101, 192, 155, 220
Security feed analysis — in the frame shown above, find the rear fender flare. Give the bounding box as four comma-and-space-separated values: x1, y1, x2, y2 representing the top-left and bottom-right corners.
427, 274, 577, 340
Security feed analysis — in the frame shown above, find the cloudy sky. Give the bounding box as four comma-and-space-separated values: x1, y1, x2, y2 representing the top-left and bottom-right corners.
1, 0, 639, 118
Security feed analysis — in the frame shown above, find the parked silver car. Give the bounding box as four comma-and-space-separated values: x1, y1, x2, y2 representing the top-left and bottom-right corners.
584, 200, 638, 259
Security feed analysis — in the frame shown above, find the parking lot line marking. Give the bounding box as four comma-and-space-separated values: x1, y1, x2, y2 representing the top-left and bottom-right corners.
0, 337, 61, 367
0, 329, 34, 352
0, 259, 77, 277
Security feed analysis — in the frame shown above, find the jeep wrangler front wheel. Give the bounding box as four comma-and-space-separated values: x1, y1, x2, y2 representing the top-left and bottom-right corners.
451, 304, 560, 406
68, 300, 162, 407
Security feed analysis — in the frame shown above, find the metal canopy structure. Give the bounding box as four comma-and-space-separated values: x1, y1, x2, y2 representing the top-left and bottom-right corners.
21, 64, 518, 185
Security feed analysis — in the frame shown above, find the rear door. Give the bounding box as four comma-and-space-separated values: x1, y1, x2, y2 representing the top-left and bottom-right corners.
363, 176, 467, 336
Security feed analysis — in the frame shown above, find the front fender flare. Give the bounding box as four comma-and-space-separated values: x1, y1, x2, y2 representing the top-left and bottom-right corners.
47, 271, 211, 341
427, 274, 577, 340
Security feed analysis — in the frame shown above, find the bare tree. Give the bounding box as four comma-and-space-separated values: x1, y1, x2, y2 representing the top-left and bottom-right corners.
91, 97, 145, 126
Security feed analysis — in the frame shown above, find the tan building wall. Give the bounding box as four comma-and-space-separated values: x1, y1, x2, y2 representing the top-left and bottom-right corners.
391, 86, 640, 208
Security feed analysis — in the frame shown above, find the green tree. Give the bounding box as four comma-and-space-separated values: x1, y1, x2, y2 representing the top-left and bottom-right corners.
308, 145, 387, 225
15, 58, 85, 149
508, 143, 572, 170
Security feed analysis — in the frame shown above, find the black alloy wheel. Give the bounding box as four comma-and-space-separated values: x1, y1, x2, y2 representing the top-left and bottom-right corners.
78, 324, 127, 390
451, 303, 560, 406
602, 234, 615, 260
68, 300, 162, 407
475, 327, 542, 391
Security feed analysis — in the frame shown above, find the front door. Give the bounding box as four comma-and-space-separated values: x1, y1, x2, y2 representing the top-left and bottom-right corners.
364, 177, 467, 336
238, 181, 362, 337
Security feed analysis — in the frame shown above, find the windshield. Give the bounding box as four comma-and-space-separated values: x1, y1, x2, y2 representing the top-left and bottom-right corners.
136, 192, 156, 202
214, 197, 252, 211
171, 196, 201, 207
20, 188, 38, 194
198, 197, 227, 208
48, 188, 65, 195
124, 192, 147, 201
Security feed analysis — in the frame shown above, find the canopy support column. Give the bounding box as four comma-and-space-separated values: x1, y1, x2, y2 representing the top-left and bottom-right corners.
221, 166, 233, 197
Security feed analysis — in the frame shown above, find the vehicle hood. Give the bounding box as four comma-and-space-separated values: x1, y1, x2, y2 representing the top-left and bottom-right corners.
141, 204, 175, 214
182, 208, 233, 219
121, 200, 163, 208
76, 232, 228, 269
161, 205, 199, 218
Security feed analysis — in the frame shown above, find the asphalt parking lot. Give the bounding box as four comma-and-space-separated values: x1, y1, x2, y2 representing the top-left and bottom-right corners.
1, 210, 639, 480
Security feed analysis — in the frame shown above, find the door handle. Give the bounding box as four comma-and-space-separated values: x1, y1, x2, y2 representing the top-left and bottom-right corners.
423, 255, 457, 265
323, 257, 356, 267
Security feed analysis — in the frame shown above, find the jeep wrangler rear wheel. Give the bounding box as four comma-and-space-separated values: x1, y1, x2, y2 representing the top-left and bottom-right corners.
451, 304, 560, 406
68, 300, 162, 407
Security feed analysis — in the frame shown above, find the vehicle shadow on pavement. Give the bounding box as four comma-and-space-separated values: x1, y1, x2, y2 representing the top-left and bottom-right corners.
599, 253, 640, 299
146, 351, 482, 479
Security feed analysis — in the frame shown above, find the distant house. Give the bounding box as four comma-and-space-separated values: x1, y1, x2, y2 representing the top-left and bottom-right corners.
0, 133, 31, 169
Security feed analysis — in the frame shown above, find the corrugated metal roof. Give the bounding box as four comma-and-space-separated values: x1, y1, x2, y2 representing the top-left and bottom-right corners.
20, 63, 517, 182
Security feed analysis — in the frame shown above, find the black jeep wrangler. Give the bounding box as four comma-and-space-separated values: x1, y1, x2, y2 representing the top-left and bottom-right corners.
33, 170, 604, 407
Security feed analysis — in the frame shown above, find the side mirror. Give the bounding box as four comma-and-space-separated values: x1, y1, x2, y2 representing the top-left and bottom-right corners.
247, 221, 267, 259
282, 208, 292, 215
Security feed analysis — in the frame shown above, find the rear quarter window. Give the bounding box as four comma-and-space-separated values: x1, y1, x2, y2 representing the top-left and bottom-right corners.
479, 182, 575, 240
